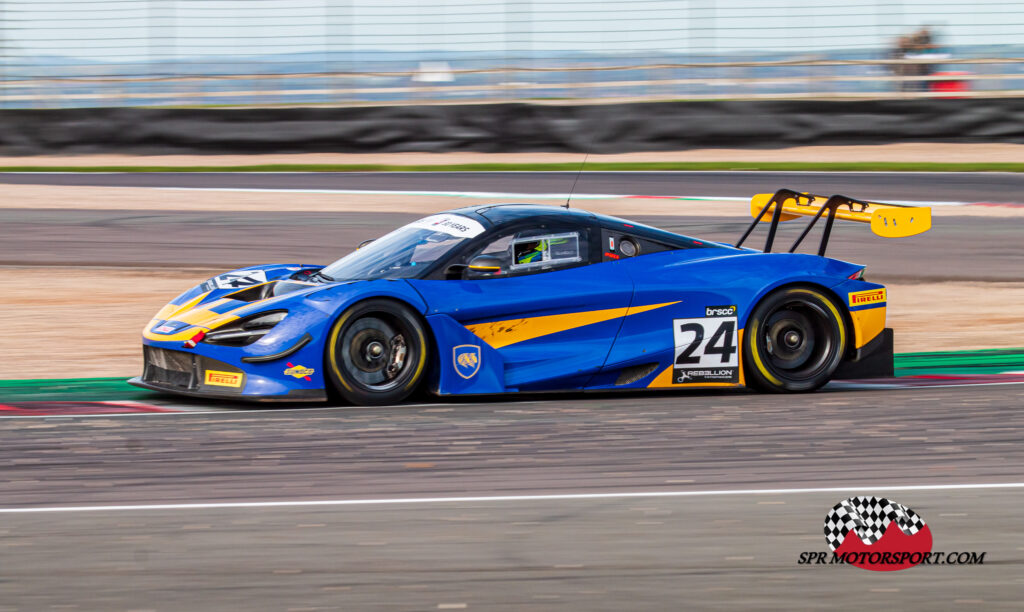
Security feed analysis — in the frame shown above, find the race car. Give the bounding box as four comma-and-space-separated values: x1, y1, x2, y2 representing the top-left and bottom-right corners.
130, 189, 931, 405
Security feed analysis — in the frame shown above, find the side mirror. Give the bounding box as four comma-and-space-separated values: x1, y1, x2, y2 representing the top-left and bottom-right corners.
466, 255, 506, 278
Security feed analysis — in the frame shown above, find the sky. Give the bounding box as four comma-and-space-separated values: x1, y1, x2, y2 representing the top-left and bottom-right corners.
4, 0, 1023, 62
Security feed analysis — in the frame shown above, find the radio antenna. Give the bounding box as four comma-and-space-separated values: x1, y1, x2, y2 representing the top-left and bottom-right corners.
564, 153, 589, 209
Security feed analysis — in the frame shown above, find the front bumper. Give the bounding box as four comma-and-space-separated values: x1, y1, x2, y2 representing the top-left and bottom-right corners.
129, 345, 327, 402
128, 376, 326, 402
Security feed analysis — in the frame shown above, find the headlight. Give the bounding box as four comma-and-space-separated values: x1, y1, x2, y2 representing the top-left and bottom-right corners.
203, 310, 287, 346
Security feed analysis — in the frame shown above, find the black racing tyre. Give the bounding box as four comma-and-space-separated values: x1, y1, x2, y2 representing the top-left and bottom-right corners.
743, 286, 847, 393
324, 299, 430, 406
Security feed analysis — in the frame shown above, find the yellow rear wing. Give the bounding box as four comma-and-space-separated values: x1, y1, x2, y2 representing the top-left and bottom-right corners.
737, 189, 932, 256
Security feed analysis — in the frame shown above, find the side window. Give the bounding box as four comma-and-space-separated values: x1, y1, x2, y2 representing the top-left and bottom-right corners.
479, 234, 513, 256
511, 232, 582, 270
466, 228, 589, 278
601, 228, 678, 262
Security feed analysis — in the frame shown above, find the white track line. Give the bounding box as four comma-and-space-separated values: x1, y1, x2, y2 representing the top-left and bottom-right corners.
157, 187, 670, 200
156, 186, 975, 206
3, 482, 1024, 514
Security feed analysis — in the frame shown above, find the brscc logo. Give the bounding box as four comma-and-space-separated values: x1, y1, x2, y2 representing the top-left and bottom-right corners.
824, 496, 932, 571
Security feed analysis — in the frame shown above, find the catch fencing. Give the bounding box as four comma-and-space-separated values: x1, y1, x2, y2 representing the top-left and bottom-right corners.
2, 1, 1024, 107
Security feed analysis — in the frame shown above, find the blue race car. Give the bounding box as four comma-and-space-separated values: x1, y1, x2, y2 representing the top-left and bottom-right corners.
130, 189, 931, 405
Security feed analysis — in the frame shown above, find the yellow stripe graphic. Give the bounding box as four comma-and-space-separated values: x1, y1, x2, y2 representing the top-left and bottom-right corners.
154, 291, 210, 321
143, 295, 244, 342
465, 301, 679, 349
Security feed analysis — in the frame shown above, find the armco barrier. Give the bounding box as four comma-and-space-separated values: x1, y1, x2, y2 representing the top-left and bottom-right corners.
1, 98, 1023, 155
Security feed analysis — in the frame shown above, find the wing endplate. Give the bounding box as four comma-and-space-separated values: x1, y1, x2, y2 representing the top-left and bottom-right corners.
870, 205, 931, 238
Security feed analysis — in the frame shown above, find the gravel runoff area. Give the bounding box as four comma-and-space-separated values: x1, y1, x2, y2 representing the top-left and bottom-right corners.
2, 142, 1024, 165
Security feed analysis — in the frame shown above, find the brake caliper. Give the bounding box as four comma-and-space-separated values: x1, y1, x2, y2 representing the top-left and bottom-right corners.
387, 335, 407, 377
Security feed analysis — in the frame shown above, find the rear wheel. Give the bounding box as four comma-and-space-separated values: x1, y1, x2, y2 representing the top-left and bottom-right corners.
743, 286, 847, 392
325, 299, 429, 405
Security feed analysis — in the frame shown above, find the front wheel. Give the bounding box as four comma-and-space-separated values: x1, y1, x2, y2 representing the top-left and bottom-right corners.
325, 299, 430, 405
743, 286, 847, 393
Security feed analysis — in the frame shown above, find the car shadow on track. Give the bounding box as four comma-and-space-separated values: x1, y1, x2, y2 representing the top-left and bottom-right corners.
139, 381, 897, 412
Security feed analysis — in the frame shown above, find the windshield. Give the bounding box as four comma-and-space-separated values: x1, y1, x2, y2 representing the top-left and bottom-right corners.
320, 213, 486, 281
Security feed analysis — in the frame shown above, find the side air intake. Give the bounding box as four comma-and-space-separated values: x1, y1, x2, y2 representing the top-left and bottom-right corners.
615, 362, 660, 386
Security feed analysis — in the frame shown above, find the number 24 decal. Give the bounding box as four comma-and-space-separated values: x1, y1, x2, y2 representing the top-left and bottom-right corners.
675, 320, 737, 365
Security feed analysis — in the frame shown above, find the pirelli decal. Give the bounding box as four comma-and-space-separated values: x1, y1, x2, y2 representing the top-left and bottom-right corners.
204, 370, 243, 388
849, 288, 886, 307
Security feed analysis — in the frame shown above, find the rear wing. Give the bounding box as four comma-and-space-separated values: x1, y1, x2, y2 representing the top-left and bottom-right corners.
735, 188, 932, 256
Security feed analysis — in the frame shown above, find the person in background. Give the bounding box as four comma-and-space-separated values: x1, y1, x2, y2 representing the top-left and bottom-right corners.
889, 36, 913, 91
890, 27, 939, 92
909, 27, 938, 90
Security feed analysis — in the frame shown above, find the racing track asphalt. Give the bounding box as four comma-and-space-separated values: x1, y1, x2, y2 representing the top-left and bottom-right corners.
2, 384, 1024, 609
3, 171, 1023, 282
2, 171, 1023, 609
1, 209, 1022, 282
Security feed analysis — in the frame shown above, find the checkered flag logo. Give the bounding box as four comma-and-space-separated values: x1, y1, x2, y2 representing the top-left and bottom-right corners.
824, 496, 927, 551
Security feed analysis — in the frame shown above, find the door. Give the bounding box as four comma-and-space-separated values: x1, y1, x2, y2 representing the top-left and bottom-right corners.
411, 227, 634, 390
